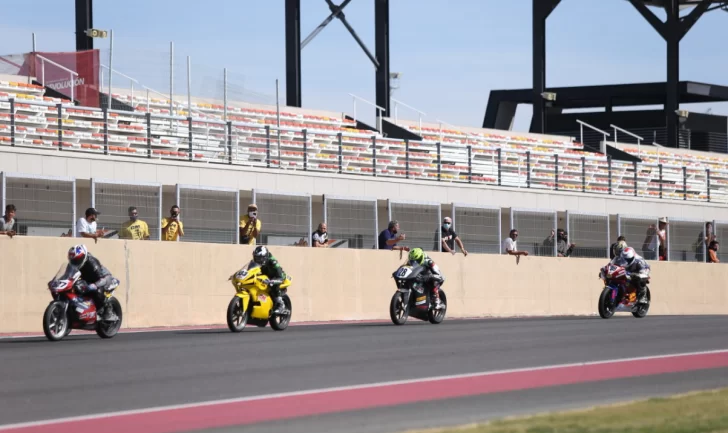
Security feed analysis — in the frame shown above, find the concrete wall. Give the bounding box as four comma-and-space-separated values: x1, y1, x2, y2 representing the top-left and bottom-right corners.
2, 145, 728, 222
1, 236, 726, 334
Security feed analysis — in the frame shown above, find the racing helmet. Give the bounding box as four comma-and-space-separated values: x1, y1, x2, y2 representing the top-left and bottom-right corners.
621, 246, 636, 265
68, 244, 88, 268
408, 248, 425, 265
252, 245, 269, 265
613, 240, 628, 256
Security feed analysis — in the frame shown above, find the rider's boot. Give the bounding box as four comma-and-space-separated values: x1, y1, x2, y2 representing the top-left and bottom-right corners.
637, 283, 649, 304
432, 285, 444, 310
269, 285, 286, 314
95, 292, 118, 321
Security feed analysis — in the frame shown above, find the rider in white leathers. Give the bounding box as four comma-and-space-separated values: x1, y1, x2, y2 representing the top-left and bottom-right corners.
611, 246, 651, 304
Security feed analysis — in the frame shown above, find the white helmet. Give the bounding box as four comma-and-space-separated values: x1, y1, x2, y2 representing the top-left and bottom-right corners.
621, 246, 636, 264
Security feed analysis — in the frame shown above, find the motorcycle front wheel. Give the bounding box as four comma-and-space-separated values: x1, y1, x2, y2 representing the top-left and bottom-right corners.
598, 287, 616, 319
96, 298, 123, 339
390, 292, 409, 325
227, 296, 249, 332
43, 301, 69, 342
269, 294, 292, 331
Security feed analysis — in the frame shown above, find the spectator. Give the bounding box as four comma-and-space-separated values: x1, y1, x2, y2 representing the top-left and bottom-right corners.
438, 217, 468, 256
378, 220, 408, 252
544, 228, 575, 257
119, 206, 150, 240
312, 222, 330, 248
610, 235, 627, 259
76, 207, 108, 242
642, 217, 667, 260
695, 222, 715, 262
708, 240, 720, 263
1, 204, 17, 238
503, 229, 528, 263
161, 205, 185, 241
239, 204, 261, 245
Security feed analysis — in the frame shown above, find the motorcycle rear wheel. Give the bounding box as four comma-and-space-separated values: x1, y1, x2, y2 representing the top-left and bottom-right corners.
598, 287, 616, 319
96, 298, 123, 339
227, 296, 249, 332
269, 294, 292, 331
427, 289, 447, 324
390, 292, 409, 325
43, 301, 69, 342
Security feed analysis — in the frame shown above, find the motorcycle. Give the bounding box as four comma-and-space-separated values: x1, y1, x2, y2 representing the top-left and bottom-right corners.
389, 261, 447, 325
226, 260, 293, 332
42, 263, 123, 341
597, 263, 651, 319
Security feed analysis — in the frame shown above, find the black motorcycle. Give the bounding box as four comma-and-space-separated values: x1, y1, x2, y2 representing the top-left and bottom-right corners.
389, 262, 447, 325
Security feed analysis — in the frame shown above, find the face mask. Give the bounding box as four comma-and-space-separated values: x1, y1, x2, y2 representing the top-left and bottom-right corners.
443, 223, 451, 230
130, 216, 138, 222
249, 212, 257, 218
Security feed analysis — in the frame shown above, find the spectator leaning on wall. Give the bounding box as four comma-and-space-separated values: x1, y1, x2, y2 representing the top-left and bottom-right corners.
378, 220, 409, 252
438, 217, 468, 256
708, 240, 720, 263
503, 229, 528, 263
312, 222, 330, 248
76, 207, 108, 243
1, 204, 17, 238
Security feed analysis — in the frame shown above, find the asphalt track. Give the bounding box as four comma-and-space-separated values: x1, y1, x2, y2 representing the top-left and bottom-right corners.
2, 315, 728, 433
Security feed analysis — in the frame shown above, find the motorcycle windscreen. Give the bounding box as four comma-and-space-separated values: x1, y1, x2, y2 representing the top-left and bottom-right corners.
52, 263, 79, 281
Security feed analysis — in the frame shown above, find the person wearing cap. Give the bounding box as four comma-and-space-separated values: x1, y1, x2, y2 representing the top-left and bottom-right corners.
76, 207, 107, 242
239, 204, 262, 245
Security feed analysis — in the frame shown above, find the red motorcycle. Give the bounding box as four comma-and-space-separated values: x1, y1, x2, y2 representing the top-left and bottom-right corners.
42, 263, 123, 341
597, 263, 651, 319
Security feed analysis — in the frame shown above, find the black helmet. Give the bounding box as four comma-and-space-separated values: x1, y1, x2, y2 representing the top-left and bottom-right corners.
252, 245, 269, 265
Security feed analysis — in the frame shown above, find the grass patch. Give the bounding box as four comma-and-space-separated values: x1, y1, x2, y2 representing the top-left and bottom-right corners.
403, 387, 728, 433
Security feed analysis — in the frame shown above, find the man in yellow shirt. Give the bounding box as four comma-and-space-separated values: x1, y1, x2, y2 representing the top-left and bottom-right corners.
239, 204, 262, 245
119, 206, 150, 240
162, 205, 185, 241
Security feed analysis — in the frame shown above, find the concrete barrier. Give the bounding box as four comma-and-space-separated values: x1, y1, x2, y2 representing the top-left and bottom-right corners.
1, 236, 726, 333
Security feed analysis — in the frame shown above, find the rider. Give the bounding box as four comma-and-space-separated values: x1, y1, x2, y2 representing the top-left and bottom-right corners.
613, 246, 651, 304
252, 245, 288, 314
67, 244, 118, 321
407, 248, 445, 309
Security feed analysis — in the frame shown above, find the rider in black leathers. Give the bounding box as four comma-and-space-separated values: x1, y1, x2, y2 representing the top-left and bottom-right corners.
67, 244, 118, 321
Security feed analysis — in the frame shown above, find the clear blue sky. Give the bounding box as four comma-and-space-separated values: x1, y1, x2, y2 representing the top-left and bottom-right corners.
1, 0, 726, 131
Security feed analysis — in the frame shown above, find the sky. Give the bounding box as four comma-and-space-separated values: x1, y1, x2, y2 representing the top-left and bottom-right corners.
0, 0, 726, 131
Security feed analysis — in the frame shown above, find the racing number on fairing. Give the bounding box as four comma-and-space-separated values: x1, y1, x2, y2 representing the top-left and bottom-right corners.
397, 267, 412, 278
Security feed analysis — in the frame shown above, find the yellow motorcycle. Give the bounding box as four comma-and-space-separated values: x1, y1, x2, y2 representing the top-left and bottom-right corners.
226, 260, 293, 332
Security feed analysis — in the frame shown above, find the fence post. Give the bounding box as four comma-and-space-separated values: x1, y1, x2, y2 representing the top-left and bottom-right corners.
659, 163, 663, 199
338, 133, 343, 174
265, 125, 271, 168
497, 148, 502, 186
227, 121, 233, 165
9, 98, 15, 146
467, 145, 472, 184
683, 166, 687, 200
372, 136, 377, 177
526, 151, 531, 188
57, 104, 63, 151
187, 116, 193, 161
633, 161, 638, 197
607, 156, 612, 195
436, 142, 441, 181
103, 108, 109, 155
581, 156, 586, 192
146, 113, 151, 158
405, 139, 410, 180
302, 129, 308, 171
554, 154, 559, 191
707, 168, 711, 202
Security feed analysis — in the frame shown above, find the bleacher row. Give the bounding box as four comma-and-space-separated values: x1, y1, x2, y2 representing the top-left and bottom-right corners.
1, 79, 728, 202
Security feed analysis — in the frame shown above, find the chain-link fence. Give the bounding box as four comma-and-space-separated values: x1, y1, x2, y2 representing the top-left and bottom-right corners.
252, 189, 311, 247
617, 214, 660, 260
566, 211, 610, 259
91, 179, 162, 240
387, 200, 441, 252
714, 220, 727, 264
176, 185, 239, 244
667, 217, 708, 262
510, 208, 557, 257
1, 172, 75, 237
451, 203, 500, 254
323, 195, 378, 249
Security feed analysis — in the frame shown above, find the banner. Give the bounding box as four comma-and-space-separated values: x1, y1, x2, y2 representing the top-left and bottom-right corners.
17, 49, 100, 107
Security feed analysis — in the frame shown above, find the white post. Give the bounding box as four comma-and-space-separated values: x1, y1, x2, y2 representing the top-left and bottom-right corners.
107, 29, 113, 110
41, 59, 45, 86
223, 68, 227, 122
130, 80, 134, 104
186, 55, 191, 114
169, 41, 174, 117
276, 78, 281, 167
32, 32, 36, 52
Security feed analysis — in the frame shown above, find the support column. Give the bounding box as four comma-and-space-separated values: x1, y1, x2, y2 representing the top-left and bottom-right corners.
75, 0, 93, 51
285, 0, 302, 107
375, 0, 390, 119
531, 0, 560, 134
665, 0, 680, 148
